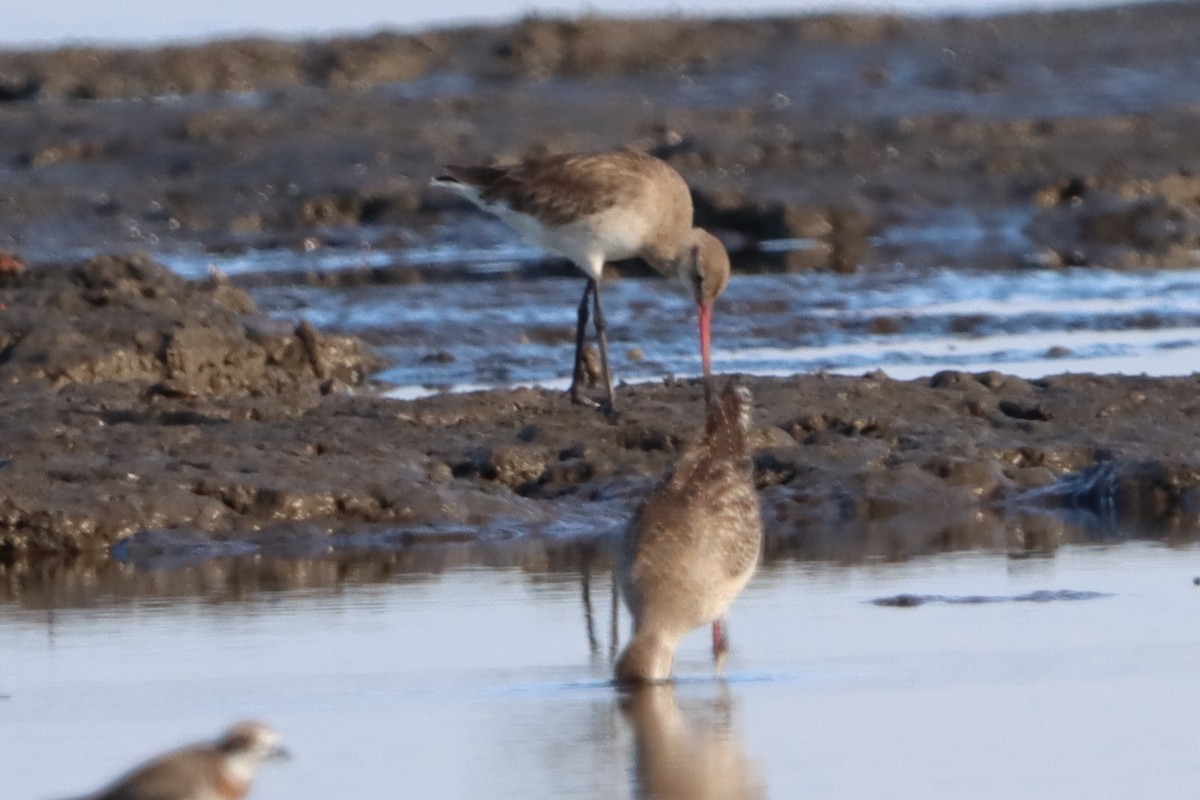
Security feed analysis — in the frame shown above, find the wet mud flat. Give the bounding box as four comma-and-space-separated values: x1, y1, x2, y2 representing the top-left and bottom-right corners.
4, 3, 1200, 577
1, 256, 1198, 576
3, 3, 1200, 269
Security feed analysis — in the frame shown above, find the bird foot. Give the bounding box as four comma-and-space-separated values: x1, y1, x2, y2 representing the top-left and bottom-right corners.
569, 387, 618, 416
568, 387, 601, 408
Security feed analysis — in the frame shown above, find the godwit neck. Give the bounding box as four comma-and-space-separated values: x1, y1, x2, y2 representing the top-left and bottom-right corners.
703, 380, 752, 452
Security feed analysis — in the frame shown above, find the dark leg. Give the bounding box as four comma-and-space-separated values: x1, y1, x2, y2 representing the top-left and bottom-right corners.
610, 562, 620, 663
590, 279, 615, 413
568, 280, 598, 407
580, 558, 600, 661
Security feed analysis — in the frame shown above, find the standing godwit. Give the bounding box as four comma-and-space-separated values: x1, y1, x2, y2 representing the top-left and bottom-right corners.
431, 148, 731, 412
57, 721, 288, 800
615, 382, 762, 684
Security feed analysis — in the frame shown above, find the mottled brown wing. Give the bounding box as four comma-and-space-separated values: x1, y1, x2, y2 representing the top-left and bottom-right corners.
91, 750, 224, 800
712, 470, 762, 581
448, 151, 655, 226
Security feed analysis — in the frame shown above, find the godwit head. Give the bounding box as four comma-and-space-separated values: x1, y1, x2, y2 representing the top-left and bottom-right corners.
616, 629, 679, 685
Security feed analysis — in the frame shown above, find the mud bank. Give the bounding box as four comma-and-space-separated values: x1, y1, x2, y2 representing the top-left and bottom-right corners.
1, 256, 1198, 567
3, 4, 1200, 268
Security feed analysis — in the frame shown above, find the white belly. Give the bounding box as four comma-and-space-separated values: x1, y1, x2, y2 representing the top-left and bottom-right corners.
502, 204, 653, 280
441, 178, 655, 280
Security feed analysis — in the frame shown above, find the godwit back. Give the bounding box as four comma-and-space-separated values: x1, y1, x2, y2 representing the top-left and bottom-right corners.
615, 382, 762, 684
432, 148, 730, 411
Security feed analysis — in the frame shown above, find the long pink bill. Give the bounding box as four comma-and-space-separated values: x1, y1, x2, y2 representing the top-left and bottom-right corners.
697, 301, 714, 406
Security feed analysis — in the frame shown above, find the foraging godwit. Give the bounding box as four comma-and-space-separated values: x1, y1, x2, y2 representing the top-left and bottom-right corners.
432, 148, 731, 412
615, 382, 762, 683
57, 722, 288, 800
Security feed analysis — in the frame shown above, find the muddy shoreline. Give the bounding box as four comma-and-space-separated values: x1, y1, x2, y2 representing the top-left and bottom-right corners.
3, 5, 1200, 575
1, 256, 1198, 572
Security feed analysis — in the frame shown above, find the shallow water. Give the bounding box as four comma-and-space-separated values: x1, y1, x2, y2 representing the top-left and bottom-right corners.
214, 256, 1200, 397
5, 541, 1198, 799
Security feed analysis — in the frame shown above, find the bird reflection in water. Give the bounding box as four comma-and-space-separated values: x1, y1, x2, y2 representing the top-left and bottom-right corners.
578, 543, 621, 667
620, 684, 765, 800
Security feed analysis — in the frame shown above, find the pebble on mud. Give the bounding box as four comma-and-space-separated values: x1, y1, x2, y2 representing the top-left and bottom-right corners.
482, 444, 552, 489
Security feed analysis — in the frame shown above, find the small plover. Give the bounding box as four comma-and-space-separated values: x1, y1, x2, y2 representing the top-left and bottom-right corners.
57, 721, 288, 800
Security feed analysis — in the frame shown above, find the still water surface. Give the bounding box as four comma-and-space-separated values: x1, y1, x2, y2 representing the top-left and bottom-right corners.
5, 541, 1198, 799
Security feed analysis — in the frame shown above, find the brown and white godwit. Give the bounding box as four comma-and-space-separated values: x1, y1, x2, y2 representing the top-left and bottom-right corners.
615, 382, 763, 684
432, 148, 731, 412
57, 721, 288, 800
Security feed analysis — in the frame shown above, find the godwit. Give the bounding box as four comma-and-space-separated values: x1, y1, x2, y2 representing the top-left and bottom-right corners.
432, 148, 731, 412
615, 382, 762, 684
57, 721, 288, 800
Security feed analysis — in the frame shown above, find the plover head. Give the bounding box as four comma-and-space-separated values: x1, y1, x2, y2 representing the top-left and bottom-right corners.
216, 721, 290, 781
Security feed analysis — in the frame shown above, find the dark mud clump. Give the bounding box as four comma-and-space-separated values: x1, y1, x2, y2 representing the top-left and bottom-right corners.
0, 253, 383, 393
1027, 174, 1200, 269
